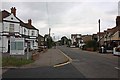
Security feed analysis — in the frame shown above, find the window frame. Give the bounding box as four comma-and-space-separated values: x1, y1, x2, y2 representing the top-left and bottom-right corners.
9, 24, 14, 32
31, 30, 34, 36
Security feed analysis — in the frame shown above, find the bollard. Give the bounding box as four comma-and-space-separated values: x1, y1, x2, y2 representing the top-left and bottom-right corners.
101, 46, 104, 53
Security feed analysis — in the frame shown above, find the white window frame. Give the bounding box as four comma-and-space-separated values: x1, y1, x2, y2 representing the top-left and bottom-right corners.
9, 24, 14, 32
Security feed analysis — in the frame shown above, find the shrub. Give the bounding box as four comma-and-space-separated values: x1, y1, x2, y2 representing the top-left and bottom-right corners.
84, 40, 98, 51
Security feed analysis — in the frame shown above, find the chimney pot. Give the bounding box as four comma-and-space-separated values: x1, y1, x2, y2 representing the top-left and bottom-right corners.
11, 7, 16, 16
28, 19, 32, 25
116, 16, 120, 26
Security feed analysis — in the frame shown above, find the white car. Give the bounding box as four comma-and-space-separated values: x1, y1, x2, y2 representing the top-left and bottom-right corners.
113, 45, 120, 56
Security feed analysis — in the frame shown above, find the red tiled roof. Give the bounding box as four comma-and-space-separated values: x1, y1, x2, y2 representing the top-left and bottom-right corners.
0, 10, 10, 22
1, 10, 11, 19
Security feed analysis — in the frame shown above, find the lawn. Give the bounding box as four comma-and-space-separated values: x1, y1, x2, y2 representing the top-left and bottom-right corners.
2, 57, 34, 67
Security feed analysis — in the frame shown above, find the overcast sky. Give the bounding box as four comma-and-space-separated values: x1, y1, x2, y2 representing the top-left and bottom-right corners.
1, 0, 120, 40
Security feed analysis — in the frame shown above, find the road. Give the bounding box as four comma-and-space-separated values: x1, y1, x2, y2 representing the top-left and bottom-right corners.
2, 46, 119, 79
58, 46, 119, 78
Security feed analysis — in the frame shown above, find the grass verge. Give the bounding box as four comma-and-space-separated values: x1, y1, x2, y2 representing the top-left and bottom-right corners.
2, 57, 34, 67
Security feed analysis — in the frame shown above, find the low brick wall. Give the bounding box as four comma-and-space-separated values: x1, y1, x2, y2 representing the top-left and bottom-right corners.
86, 48, 94, 51
32, 53, 39, 61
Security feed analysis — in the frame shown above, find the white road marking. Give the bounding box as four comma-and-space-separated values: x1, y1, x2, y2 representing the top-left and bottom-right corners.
114, 67, 120, 70
58, 49, 72, 62
53, 49, 72, 68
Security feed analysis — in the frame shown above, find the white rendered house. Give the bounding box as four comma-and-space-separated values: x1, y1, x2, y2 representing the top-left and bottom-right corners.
0, 7, 39, 55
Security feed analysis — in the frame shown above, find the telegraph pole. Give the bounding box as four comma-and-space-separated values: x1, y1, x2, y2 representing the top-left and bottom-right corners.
49, 28, 51, 37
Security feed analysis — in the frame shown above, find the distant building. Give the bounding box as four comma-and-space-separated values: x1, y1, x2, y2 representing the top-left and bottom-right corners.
81, 35, 92, 43
92, 34, 98, 41
38, 34, 44, 47
71, 34, 83, 47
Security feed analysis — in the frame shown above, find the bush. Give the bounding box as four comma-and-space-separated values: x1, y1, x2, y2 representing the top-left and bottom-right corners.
84, 40, 98, 51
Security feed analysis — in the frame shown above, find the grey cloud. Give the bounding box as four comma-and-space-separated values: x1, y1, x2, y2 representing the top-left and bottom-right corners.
1, 2, 118, 38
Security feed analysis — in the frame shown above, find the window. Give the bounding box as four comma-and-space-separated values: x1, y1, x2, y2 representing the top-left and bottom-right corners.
24, 29, 26, 34
33, 41, 34, 46
11, 17, 13, 20
9, 24, 14, 32
11, 42, 23, 50
31, 31, 34, 36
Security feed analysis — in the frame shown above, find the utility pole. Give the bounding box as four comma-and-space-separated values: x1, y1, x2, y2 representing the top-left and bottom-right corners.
49, 28, 51, 37
48, 28, 51, 48
98, 19, 101, 50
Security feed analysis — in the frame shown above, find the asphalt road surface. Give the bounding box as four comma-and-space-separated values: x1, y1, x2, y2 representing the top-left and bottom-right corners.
2, 46, 120, 79
58, 46, 119, 78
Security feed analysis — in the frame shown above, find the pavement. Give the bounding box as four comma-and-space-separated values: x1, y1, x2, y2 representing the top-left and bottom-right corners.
2, 47, 70, 76
18, 48, 70, 68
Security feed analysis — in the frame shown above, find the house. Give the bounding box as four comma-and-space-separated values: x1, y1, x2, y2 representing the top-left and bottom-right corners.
24, 19, 39, 50
0, 8, 21, 54
0, 7, 39, 57
97, 32, 105, 46
71, 34, 83, 47
81, 35, 92, 43
92, 34, 98, 41
38, 34, 44, 47
96, 16, 120, 51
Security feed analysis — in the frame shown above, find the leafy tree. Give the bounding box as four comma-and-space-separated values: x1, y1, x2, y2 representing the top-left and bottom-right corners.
47, 37, 53, 48
61, 36, 68, 45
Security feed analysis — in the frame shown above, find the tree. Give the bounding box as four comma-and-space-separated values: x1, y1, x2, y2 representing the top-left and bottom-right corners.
61, 36, 68, 45
47, 36, 53, 49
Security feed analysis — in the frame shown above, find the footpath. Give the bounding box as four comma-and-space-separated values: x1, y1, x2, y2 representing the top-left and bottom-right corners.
2, 48, 70, 75
19, 48, 69, 68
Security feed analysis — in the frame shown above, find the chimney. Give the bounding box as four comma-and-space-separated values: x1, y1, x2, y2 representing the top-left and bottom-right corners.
11, 7, 16, 16
116, 16, 120, 26
28, 19, 32, 25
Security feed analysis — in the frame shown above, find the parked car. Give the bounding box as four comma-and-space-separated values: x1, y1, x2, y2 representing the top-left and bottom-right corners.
113, 45, 120, 56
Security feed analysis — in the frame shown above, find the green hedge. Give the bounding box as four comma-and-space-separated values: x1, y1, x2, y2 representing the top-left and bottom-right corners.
83, 40, 98, 51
